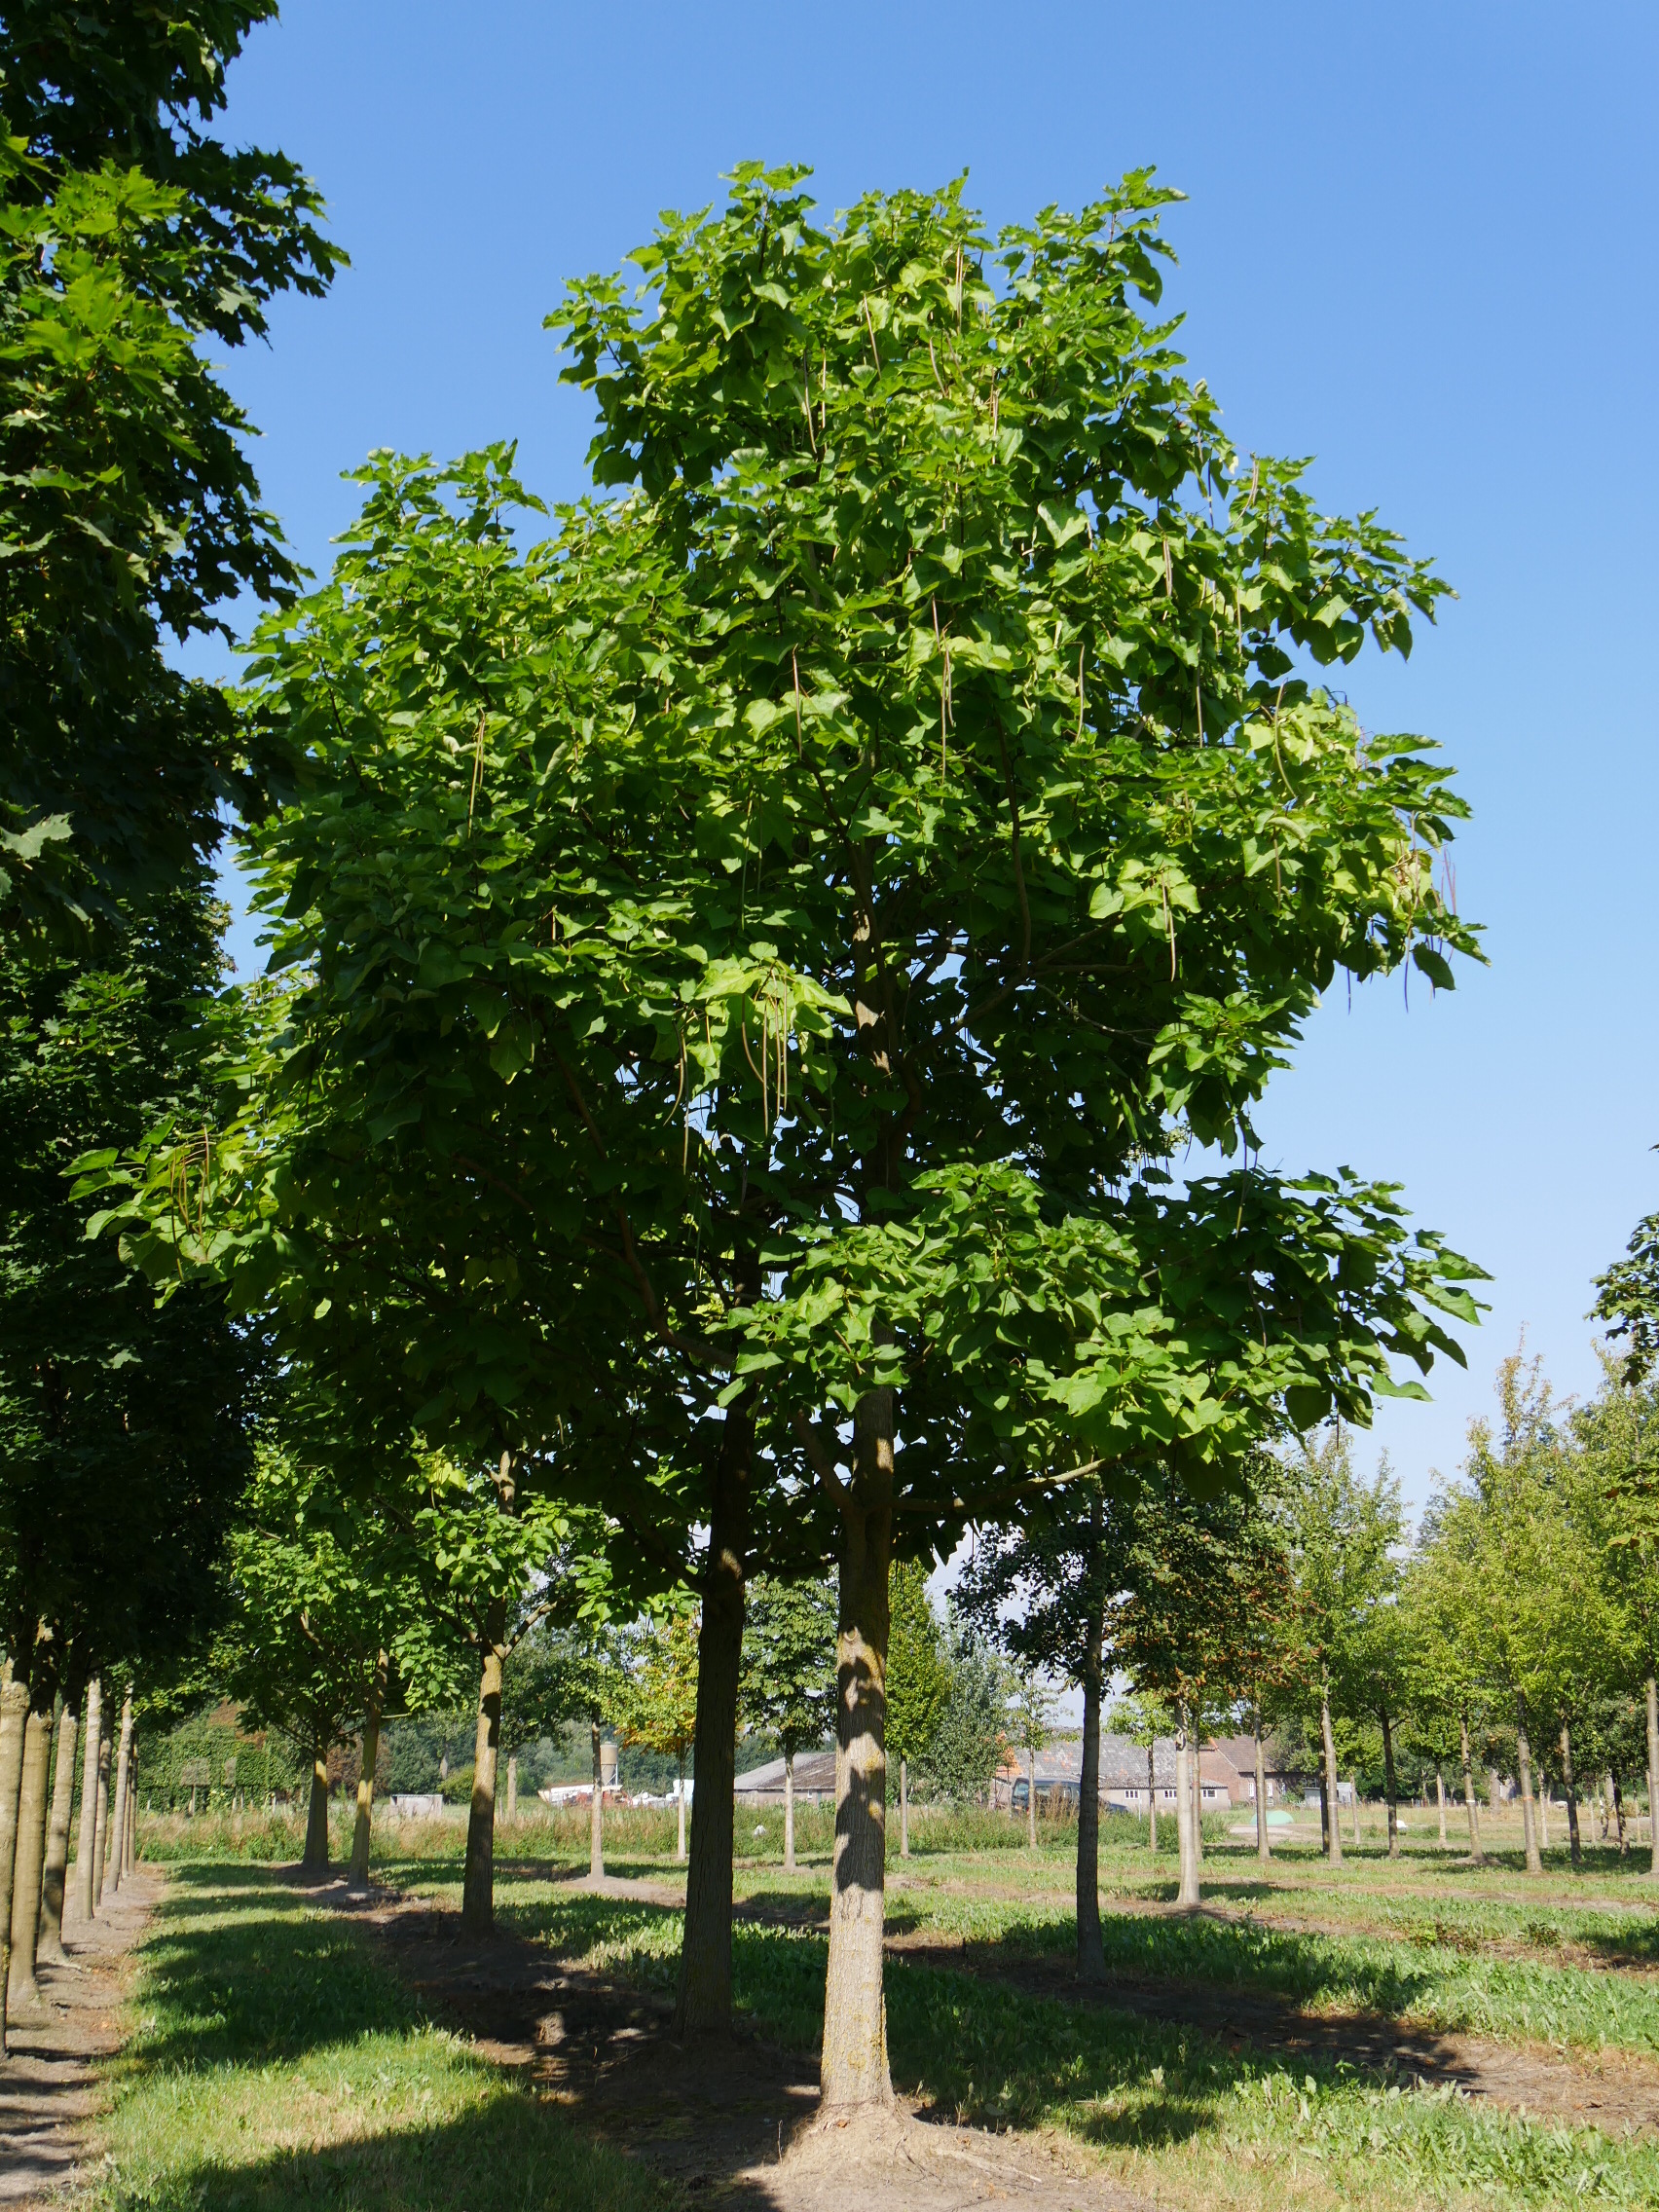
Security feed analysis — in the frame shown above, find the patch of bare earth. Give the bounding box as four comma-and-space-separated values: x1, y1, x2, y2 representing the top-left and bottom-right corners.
0, 1868, 162, 2206
328, 1880, 1148, 2208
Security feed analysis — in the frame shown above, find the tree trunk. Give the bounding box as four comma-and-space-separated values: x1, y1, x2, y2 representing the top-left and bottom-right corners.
1490, 1766, 1502, 1816
588, 1720, 605, 1882
1174, 1718, 1200, 1911
9, 1701, 55, 2009
1459, 1712, 1483, 1862
1077, 1605, 1105, 1981
900, 1757, 909, 1858
1027, 1746, 1038, 1848
1562, 1722, 1581, 1867
1382, 1710, 1399, 1859
1647, 1678, 1659, 1876
674, 1400, 752, 2037
1318, 1768, 1329, 1854
1146, 1742, 1157, 1853
350, 1654, 387, 1892
505, 1754, 518, 1822
1320, 1687, 1344, 1866
0, 1670, 29, 2055
1436, 1766, 1447, 1847
1612, 1771, 1628, 1854
1538, 1770, 1550, 1851
91, 1727, 110, 1906
108, 1691, 133, 1896
782, 1751, 793, 1874
679, 1755, 688, 1865
125, 1762, 137, 1876
38, 1684, 80, 1962
1517, 1718, 1542, 1874
819, 1381, 895, 2111
1192, 1736, 1204, 1862
301, 1742, 329, 1874
72, 1677, 101, 1927
1350, 1777, 1361, 1849
458, 1598, 507, 1931
1254, 1717, 1271, 1862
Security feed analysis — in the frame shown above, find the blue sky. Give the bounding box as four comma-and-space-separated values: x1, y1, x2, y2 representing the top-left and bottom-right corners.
206, 1, 1659, 1517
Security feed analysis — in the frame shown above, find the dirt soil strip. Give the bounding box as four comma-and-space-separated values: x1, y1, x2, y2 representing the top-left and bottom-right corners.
531, 1869, 1659, 2141
330, 1879, 1150, 2210
0, 1867, 163, 2206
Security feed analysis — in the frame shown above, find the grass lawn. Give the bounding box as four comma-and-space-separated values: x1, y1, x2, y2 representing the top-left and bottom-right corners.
104, 1800, 1659, 2210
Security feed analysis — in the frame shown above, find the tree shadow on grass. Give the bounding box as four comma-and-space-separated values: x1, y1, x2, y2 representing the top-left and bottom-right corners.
109, 2081, 690, 2212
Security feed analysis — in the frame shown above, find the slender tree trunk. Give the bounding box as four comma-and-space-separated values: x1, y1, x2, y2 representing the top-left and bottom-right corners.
1490, 1766, 1503, 1818
1382, 1710, 1399, 1859
91, 1727, 110, 1906
1459, 1711, 1483, 1862
1077, 1603, 1105, 1980
900, 1756, 909, 1858
678, 1754, 688, 1865
505, 1754, 518, 1821
1516, 1718, 1542, 1873
782, 1751, 793, 1874
1612, 1771, 1628, 1854
301, 1741, 329, 1874
38, 1684, 80, 1962
675, 1401, 752, 2037
820, 1381, 895, 2110
1174, 1714, 1200, 1911
125, 1764, 137, 1876
10, 1700, 55, 2009
1646, 1678, 1659, 1876
1192, 1735, 1204, 1862
1254, 1714, 1271, 1862
1318, 1769, 1329, 1854
459, 1599, 507, 1930
108, 1691, 133, 1896
72, 1677, 101, 1927
1436, 1767, 1448, 1847
0, 1668, 30, 2055
1027, 1746, 1038, 1847
1350, 1777, 1361, 1849
1320, 1687, 1344, 1867
1147, 1742, 1157, 1853
350, 1654, 387, 1892
1561, 1722, 1581, 1867
1538, 1769, 1550, 1851
588, 1721, 605, 1881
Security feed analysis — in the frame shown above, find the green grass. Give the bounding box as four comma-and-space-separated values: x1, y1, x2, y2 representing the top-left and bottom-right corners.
82, 1864, 674, 2212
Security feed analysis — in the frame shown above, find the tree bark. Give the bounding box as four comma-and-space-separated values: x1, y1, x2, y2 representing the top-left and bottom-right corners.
1612, 1770, 1628, 1854
349, 1654, 387, 1892
782, 1751, 793, 1873
1192, 1736, 1204, 1862
1350, 1776, 1361, 1849
1027, 1746, 1038, 1847
1538, 1769, 1550, 1851
1436, 1766, 1448, 1848
1146, 1742, 1157, 1854
1320, 1686, 1344, 1866
588, 1720, 605, 1882
72, 1677, 101, 1926
461, 1597, 507, 1930
108, 1691, 133, 1896
125, 1761, 137, 1876
0, 1669, 29, 2055
674, 1400, 752, 2037
1516, 1719, 1542, 1873
505, 1754, 517, 1822
91, 1726, 110, 1906
9, 1700, 55, 2010
1318, 1768, 1329, 1854
1459, 1711, 1483, 1862
1382, 1710, 1400, 1859
1076, 1604, 1105, 1981
819, 1381, 895, 2110
1174, 1717, 1200, 1911
301, 1740, 330, 1874
1254, 1718, 1271, 1862
1562, 1721, 1581, 1867
38, 1683, 80, 1962
1647, 1678, 1659, 1876
679, 1755, 688, 1865
900, 1756, 909, 1858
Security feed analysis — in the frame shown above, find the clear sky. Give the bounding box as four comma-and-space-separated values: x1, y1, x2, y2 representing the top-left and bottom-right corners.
205, 0, 1659, 1521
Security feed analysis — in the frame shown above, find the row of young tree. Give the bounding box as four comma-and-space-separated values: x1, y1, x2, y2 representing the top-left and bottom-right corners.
1, 0, 1588, 2123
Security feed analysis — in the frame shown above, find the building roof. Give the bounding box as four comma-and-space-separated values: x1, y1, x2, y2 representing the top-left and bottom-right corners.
735, 1751, 836, 1794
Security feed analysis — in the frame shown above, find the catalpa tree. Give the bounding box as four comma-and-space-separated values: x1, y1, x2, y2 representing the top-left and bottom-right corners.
92, 167, 1482, 2106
